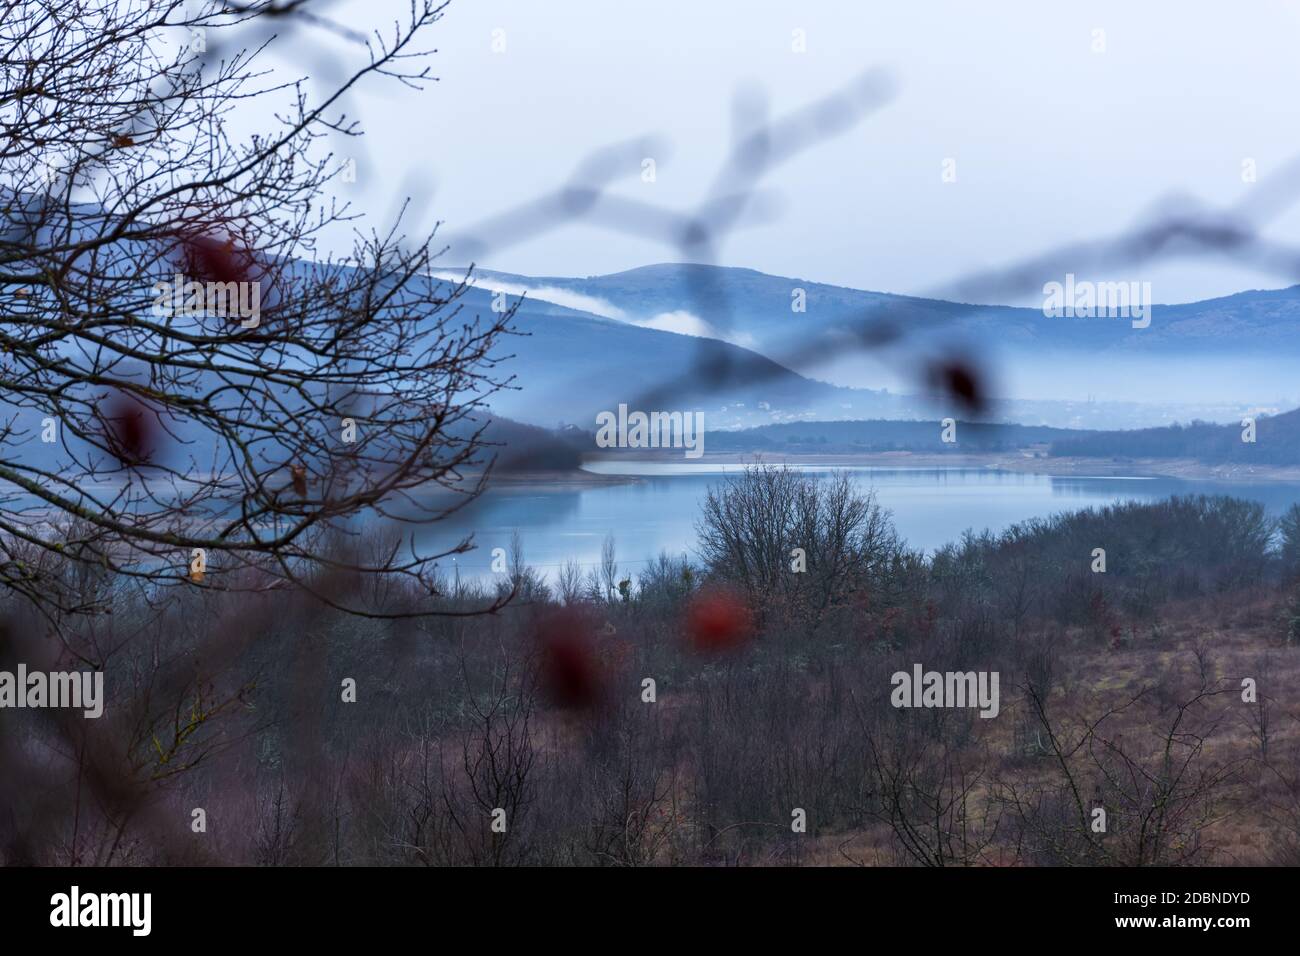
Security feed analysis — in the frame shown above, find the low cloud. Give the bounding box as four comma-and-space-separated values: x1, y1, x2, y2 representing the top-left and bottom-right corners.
430, 272, 626, 319
432, 273, 758, 350
637, 310, 757, 349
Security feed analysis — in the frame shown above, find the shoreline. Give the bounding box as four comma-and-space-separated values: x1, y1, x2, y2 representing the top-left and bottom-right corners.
573, 450, 1300, 483
483, 468, 638, 487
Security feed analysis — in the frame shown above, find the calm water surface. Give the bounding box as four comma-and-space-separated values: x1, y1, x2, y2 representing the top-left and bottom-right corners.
410, 463, 1300, 581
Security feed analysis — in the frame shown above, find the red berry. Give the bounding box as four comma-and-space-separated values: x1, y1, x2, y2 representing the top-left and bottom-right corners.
535, 607, 604, 710
685, 588, 753, 653
98, 390, 160, 466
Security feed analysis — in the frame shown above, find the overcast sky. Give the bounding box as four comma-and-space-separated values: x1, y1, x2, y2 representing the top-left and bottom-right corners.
270, 0, 1300, 304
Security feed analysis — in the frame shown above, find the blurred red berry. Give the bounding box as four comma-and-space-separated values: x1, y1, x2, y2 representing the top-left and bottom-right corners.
179, 231, 250, 286
98, 391, 160, 465
171, 227, 274, 327
928, 358, 987, 415
535, 607, 604, 710
685, 588, 753, 653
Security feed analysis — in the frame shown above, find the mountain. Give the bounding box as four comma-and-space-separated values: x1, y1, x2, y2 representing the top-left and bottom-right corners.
0, 190, 935, 451
8, 183, 1285, 438
446, 282, 908, 429
460, 263, 1300, 424
470, 262, 1300, 355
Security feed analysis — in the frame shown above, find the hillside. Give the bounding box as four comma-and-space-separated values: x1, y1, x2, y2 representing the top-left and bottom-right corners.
443, 281, 903, 428
695, 418, 1087, 454
465, 263, 1300, 421
1050, 408, 1300, 465
473, 262, 1300, 356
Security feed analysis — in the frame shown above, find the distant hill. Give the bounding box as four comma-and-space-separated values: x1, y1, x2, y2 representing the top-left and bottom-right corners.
597, 409, 1300, 466
471, 262, 1300, 357
462, 263, 1300, 425
444, 282, 906, 429
703, 418, 1087, 454
7, 188, 1283, 443
563, 417, 1087, 457
1050, 408, 1300, 465
475, 416, 586, 471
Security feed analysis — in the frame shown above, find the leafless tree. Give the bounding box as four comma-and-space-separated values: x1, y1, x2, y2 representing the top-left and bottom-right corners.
435, 643, 539, 866
599, 531, 617, 604
0, 0, 516, 641
555, 557, 584, 606
850, 702, 1008, 867
696, 463, 900, 625
999, 677, 1243, 866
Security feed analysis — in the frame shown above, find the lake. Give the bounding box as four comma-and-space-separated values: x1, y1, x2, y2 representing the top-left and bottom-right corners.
413, 463, 1300, 582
